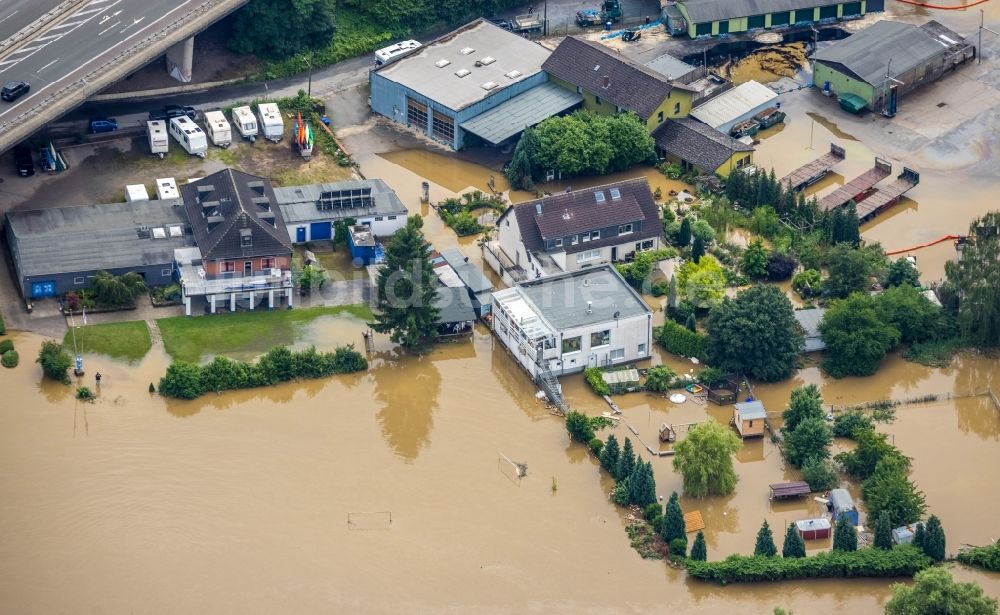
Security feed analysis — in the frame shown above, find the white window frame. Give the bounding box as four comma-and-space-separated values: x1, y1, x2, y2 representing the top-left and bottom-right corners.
618, 223, 633, 235
553, 238, 563, 248
610, 348, 625, 361
73, 276, 84, 284
388, 215, 397, 220
576, 248, 601, 263
161, 268, 172, 277
637, 343, 646, 355
591, 330, 610, 348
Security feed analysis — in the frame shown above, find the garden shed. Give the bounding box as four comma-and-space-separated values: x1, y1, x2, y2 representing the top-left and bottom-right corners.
795, 518, 832, 540
601, 369, 641, 394
892, 524, 917, 545
733, 400, 767, 438
829, 488, 860, 525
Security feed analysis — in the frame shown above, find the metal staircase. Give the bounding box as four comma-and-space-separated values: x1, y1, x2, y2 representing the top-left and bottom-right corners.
536, 362, 567, 413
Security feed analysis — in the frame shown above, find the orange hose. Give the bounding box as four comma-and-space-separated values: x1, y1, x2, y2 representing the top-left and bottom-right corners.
894, 0, 991, 9
885, 235, 961, 256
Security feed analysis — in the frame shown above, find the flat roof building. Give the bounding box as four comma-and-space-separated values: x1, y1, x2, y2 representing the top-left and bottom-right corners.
675, 0, 884, 39
370, 19, 580, 149
274, 178, 409, 242
689, 80, 778, 134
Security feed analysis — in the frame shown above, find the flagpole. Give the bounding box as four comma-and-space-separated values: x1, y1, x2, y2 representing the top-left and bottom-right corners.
70, 307, 84, 376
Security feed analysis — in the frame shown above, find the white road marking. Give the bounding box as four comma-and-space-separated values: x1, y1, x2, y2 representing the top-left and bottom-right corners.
86, 0, 114, 5
0, 0, 121, 74
32, 33, 63, 43
98, 20, 119, 36
49, 19, 86, 30
12, 44, 42, 54
37, 57, 59, 72
74, 6, 106, 18
119, 16, 143, 34
0, 10, 19, 26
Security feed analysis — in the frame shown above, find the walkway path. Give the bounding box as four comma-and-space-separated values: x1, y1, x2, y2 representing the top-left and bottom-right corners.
146, 319, 163, 346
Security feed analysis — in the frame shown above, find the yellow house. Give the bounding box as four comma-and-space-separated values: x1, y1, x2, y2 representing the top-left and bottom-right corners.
652, 118, 754, 179
542, 36, 695, 132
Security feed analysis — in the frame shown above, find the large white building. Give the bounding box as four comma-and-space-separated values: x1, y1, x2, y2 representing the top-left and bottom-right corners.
274, 178, 408, 244
491, 265, 653, 378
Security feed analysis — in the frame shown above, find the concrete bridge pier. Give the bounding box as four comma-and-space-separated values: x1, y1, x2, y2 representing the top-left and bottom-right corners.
166, 36, 195, 82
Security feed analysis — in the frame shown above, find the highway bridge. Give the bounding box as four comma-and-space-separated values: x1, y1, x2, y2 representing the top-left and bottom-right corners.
0, 0, 248, 153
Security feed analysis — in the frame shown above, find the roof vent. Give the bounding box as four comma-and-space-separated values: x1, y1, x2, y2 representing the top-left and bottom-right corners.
476, 56, 496, 66
593, 64, 601, 71
562, 211, 572, 221
481, 81, 498, 91
586, 301, 593, 314
583, 278, 590, 287
435, 59, 451, 68
609, 187, 621, 200
505, 70, 522, 79
535, 203, 542, 214
197, 184, 214, 194
455, 68, 471, 78
152, 227, 167, 239
602, 75, 611, 89
460, 46, 475, 55
594, 191, 606, 203
168, 225, 183, 237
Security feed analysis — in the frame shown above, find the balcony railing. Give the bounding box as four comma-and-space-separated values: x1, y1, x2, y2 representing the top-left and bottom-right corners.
178, 263, 292, 297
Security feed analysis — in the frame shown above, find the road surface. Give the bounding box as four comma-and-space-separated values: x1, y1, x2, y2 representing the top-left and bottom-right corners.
0, 0, 64, 42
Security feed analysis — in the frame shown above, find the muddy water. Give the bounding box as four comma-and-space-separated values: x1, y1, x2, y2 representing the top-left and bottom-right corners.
720, 42, 809, 85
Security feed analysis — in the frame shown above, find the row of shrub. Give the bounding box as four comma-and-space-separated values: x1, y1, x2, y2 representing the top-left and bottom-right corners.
158, 345, 368, 399
957, 541, 1000, 572
583, 367, 611, 396
1, 337, 17, 368
654, 320, 708, 362
685, 545, 931, 584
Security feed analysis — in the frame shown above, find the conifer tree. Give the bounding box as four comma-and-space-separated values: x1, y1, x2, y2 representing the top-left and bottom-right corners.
667, 275, 678, 309
615, 437, 636, 482
923, 515, 946, 562
754, 520, 777, 557
677, 217, 692, 247
685, 312, 697, 333
692, 235, 705, 263
833, 515, 858, 552
600, 434, 620, 474
874, 511, 894, 550
913, 522, 926, 551
844, 201, 861, 248
782, 523, 806, 558
629, 461, 657, 507
662, 491, 687, 546
690, 531, 707, 561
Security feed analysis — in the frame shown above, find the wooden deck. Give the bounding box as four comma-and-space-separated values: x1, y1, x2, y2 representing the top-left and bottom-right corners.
780, 143, 846, 192
855, 168, 920, 221
684, 510, 706, 533
769, 481, 812, 499
818, 157, 892, 212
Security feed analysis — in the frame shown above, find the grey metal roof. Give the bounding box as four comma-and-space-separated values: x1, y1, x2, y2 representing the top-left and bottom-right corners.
459, 82, 582, 144
829, 488, 856, 513
435, 286, 477, 324
516, 265, 651, 330
652, 118, 754, 172
440, 248, 494, 294
735, 400, 768, 420
374, 19, 551, 112
274, 178, 408, 224
645, 53, 697, 80
794, 307, 826, 352
690, 80, 777, 129
679, 0, 841, 24
6, 200, 193, 277
814, 20, 963, 87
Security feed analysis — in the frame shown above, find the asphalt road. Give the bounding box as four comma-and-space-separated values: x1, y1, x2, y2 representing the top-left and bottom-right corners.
0, 0, 200, 127
0, 0, 64, 42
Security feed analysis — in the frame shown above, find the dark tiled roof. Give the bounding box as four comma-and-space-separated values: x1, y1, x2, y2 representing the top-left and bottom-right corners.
181, 169, 293, 261
542, 37, 676, 120
652, 118, 753, 172
510, 178, 661, 254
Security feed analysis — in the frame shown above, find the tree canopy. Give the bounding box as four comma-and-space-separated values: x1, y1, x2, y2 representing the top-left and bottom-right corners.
860, 455, 926, 527
672, 420, 741, 497
740, 239, 769, 279
230, 0, 337, 58
782, 385, 824, 434
783, 416, 833, 468
884, 258, 920, 288
945, 211, 1000, 348
754, 520, 777, 557
706, 285, 803, 382
819, 293, 901, 377
824, 244, 872, 299
676, 255, 727, 310
371, 215, 440, 351
885, 567, 997, 615
833, 515, 857, 552
782, 523, 806, 558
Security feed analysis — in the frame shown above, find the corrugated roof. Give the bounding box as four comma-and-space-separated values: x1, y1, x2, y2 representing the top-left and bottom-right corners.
679, 0, 842, 24
6, 200, 193, 277
459, 82, 582, 144
690, 80, 777, 129
374, 19, 551, 111
515, 265, 651, 330
645, 53, 697, 80
814, 20, 962, 86
440, 248, 494, 294
735, 400, 767, 420
542, 37, 677, 120
510, 177, 660, 254
829, 488, 856, 512
652, 118, 754, 172
274, 178, 408, 224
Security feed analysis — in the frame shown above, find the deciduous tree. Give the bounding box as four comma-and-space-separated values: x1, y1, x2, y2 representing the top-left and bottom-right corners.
861, 456, 926, 527
741, 239, 770, 279
230, 0, 337, 58
783, 417, 833, 468
825, 244, 871, 299
782, 385, 824, 434
37, 340, 72, 383
885, 567, 997, 615
819, 293, 900, 377
672, 420, 741, 497
945, 212, 1000, 348
884, 258, 920, 288
677, 255, 726, 309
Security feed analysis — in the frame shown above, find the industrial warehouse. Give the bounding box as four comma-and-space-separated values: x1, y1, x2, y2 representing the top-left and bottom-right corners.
667, 0, 885, 38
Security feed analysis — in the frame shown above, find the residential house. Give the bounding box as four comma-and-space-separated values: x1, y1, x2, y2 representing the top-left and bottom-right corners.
652, 118, 754, 178
435, 286, 477, 338
369, 19, 581, 149
813, 19, 974, 112
440, 248, 495, 317
673, 0, 884, 39
484, 178, 661, 285
175, 169, 294, 315
542, 36, 695, 131
273, 178, 408, 243
491, 265, 653, 378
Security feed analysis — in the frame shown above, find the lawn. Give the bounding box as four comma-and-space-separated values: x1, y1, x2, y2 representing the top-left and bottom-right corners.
63, 321, 152, 363
157, 304, 373, 363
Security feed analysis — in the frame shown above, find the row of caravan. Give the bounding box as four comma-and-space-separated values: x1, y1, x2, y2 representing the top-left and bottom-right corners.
146, 103, 285, 158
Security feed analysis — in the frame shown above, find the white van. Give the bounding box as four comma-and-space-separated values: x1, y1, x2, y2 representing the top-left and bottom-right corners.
256, 102, 284, 142
374, 40, 421, 67
147, 120, 168, 158
202, 110, 232, 147
231, 105, 258, 142
168, 116, 208, 157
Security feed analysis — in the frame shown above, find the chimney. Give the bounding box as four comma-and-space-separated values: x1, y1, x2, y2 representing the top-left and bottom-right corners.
602, 75, 610, 89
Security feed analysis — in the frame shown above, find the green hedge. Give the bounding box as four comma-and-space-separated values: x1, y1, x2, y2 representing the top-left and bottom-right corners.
686, 546, 931, 584
1, 350, 18, 368
957, 542, 1000, 572
0, 311, 6, 335
0, 339, 13, 354
655, 320, 708, 361
584, 367, 611, 396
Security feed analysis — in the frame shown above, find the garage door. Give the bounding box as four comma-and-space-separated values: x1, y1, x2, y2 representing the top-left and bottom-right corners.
310, 221, 332, 240
31, 280, 56, 298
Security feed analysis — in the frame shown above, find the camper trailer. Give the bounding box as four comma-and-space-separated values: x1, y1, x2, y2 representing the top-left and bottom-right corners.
168, 116, 208, 157
202, 110, 232, 148
231, 105, 258, 142
374, 40, 421, 67
257, 103, 284, 142
147, 120, 168, 158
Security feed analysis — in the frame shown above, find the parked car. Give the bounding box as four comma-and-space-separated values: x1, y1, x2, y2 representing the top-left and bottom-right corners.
89, 118, 118, 134
164, 104, 197, 120
13, 145, 34, 177
148, 110, 168, 122
1, 81, 30, 102
576, 8, 601, 26
486, 16, 513, 30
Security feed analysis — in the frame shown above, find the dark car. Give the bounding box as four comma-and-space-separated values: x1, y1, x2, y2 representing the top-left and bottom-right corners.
485, 16, 512, 30
164, 104, 196, 120
1, 81, 30, 102
89, 117, 118, 133
576, 8, 601, 26
13, 145, 34, 177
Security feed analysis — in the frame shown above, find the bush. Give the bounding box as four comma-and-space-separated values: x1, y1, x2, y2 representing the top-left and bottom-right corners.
37, 340, 72, 383
0, 339, 13, 354
0, 311, 5, 335
697, 367, 727, 388
1, 350, 18, 368
655, 320, 708, 361
662, 162, 683, 180
686, 546, 931, 584
766, 253, 798, 281
566, 411, 596, 443
801, 457, 839, 491
957, 540, 1000, 572
588, 437, 604, 457
644, 503, 663, 523
76, 386, 96, 401
584, 367, 611, 396
670, 538, 688, 558
650, 281, 670, 297
644, 365, 675, 393
832, 409, 875, 438
159, 362, 205, 399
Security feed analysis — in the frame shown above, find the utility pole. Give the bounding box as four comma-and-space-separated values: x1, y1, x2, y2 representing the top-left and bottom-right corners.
543, 0, 548, 36
305, 55, 313, 98
980, 9, 999, 65
881, 57, 903, 118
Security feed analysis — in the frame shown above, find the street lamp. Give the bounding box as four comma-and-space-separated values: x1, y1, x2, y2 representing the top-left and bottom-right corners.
304, 55, 313, 98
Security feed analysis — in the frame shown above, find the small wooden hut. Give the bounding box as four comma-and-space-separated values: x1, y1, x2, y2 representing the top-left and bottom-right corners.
733, 400, 767, 438
795, 518, 832, 540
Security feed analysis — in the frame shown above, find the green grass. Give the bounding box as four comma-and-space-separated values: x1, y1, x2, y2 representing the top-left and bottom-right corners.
63, 321, 152, 363
157, 304, 373, 362
903, 338, 964, 368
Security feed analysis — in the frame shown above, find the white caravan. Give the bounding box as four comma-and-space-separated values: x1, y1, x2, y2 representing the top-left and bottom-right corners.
231, 105, 258, 142
202, 110, 232, 147
147, 120, 168, 158
257, 102, 284, 142
168, 116, 208, 157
